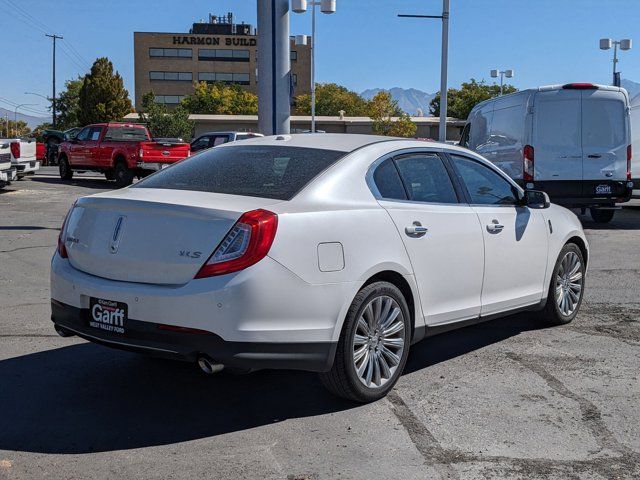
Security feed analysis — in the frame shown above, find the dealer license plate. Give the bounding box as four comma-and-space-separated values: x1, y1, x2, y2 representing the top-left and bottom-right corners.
88, 297, 128, 334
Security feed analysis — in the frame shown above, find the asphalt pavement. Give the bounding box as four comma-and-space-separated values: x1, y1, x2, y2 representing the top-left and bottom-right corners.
1, 167, 639, 479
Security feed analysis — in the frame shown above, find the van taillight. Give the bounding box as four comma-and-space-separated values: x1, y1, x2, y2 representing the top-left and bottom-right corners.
195, 209, 278, 279
523, 145, 534, 182
10, 141, 20, 159
562, 83, 598, 90
627, 145, 632, 181
57, 201, 77, 259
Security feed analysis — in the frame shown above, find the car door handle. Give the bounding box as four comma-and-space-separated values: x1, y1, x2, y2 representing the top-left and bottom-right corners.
486, 220, 504, 233
405, 224, 428, 237
588, 154, 602, 158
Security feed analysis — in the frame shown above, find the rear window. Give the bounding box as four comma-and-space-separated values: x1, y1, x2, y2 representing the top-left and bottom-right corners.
134, 145, 346, 200
104, 126, 150, 142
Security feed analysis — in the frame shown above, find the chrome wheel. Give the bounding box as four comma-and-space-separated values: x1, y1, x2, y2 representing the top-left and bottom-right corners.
352, 295, 406, 388
555, 251, 583, 316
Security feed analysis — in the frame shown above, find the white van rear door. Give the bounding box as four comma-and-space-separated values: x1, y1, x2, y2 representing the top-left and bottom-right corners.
533, 89, 583, 181
581, 89, 628, 181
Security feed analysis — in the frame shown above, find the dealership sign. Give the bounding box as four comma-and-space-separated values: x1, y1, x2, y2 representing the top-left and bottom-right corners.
173, 36, 257, 46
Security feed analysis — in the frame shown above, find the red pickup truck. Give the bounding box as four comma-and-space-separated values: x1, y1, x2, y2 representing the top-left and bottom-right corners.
57, 123, 191, 187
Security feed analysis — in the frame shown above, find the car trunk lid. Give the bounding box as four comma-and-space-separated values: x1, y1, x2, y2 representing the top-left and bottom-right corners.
64, 188, 282, 285
139, 141, 191, 165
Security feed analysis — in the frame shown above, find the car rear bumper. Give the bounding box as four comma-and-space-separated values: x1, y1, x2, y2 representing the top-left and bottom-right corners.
136, 161, 174, 171
520, 180, 633, 206
0, 166, 17, 182
51, 299, 336, 371
13, 160, 40, 174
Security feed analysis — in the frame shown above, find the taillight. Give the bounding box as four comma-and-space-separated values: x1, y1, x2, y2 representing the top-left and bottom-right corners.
523, 145, 534, 182
562, 83, 598, 90
57, 201, 77, 259
10, 141, 20, 159
627, 144, 632, 181
195, 209, 278, 279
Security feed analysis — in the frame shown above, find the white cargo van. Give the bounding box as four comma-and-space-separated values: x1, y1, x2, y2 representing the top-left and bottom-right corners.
630, 96, 640, 197
461, 83, 633, 223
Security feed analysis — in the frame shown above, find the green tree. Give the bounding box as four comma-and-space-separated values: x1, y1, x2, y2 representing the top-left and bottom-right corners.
368, 91, 416, 137
138, 92, 193, 140
429, 78, 517, 119
181, 82, 258, 114
78, 57, 133, 125
0, 119, 31, 137
293, 83, 370, 116
55, 77, 84, 130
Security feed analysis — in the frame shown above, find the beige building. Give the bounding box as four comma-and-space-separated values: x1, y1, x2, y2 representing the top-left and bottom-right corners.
133, 14, 311, 110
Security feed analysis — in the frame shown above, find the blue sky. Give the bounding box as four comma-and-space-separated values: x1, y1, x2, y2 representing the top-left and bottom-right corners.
1, 0, 638, 116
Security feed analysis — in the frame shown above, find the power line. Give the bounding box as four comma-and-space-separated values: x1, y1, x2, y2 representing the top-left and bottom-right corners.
62, 39, 91, 68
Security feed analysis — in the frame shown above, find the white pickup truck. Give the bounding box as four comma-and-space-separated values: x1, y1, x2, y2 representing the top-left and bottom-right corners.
0, 140, 17, 189
0, 137, 39, 179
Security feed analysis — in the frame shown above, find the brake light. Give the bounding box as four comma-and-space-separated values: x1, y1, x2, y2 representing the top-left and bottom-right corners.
523, 145, 534, 182
562, 83, 598, 90
627, 145, 632, 181
10, 141, 20, 159
195, 209, 278, 278
57, 201, 77, 259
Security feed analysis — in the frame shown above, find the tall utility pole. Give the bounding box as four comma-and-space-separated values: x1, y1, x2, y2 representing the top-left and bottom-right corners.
399, 0, 450, 142
45, 34, 63, 129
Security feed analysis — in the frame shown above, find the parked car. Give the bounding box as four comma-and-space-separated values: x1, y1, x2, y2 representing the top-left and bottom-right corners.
42, 127, 81, 166
51, 134, 588, 402
57, 123, 191, 187
190, 131, 263, 153
0, 137, 39, 179
0, 141, 17, 188
460, 83, 634, 223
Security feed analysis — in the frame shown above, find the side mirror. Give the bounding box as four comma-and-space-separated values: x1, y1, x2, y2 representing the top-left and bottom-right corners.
523, 189, 550, 209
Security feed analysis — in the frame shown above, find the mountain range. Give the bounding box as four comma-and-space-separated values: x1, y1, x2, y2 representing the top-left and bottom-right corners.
360, 88, 436, 116
0, 107, 51, 128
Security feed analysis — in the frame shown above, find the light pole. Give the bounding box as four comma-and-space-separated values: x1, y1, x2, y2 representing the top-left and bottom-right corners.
292, 0, 336, 133
490, 69, 514, 95
399, 0, 450, 142
13, 104, 37, 137
600, 38, 632, 87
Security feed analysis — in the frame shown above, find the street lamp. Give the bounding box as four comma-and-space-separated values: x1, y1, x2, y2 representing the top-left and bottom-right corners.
398, 0, 450, 142
14, 104, 37, 137
600, 38, 632, 87
292, 0, 336, 133
490, 69, 514, 96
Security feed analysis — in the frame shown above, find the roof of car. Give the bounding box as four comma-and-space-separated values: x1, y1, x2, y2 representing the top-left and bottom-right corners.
223, 133, 411, 152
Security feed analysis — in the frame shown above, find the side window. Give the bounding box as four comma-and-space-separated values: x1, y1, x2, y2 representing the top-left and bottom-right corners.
372, 159, 407, 200
89, 127, 102, 141
191, 137, 209, 151
75, 127, 91, 141
212, 136, 228, 146
459, 123, 470, 148
451, 155, 519, 205
394, 154, 458, 204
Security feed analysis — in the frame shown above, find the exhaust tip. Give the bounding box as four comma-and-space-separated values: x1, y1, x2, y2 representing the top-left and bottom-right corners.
54, 325, 74, 338
197, 355, 224, 374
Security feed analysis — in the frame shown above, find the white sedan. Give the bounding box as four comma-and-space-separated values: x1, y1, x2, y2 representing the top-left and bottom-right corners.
51, 134, 588, 402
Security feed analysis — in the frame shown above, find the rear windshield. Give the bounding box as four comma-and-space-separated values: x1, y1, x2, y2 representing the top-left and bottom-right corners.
104, 126, 150, 142
133, 145, 345, 200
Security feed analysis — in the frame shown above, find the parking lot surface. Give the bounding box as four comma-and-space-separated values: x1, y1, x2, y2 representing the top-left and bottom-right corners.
1, 168, 639, 479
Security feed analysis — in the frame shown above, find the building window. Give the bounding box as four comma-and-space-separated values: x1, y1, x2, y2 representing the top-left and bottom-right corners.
149, 71, 193, 81
198, 72, 250, 85
292, 73, 298, 86
149, 48, 192, 58
290, 50, 297, 62
198, 49, 250, 62
154, 95, 186, 104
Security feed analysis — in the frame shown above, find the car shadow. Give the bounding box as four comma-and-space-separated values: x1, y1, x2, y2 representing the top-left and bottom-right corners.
0, 312, 547, 454
28, 176, 114, 190
577, 207, 640, 230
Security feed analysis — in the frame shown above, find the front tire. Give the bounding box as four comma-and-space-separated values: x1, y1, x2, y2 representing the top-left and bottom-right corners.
59, 156, 73, 180
320, 281, 411, 403
541, 243, 585, 325
590, 208, 615, 223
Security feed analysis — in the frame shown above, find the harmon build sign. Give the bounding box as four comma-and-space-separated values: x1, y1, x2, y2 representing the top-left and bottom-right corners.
172, 36, 257, 46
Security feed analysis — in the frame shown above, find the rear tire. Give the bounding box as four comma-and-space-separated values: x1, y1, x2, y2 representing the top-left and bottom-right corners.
114, 161, 134, 188
540, 243, 585, 325
590, 208, 614, 223
319, 281, 411, 403
59, 156, 73, 180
